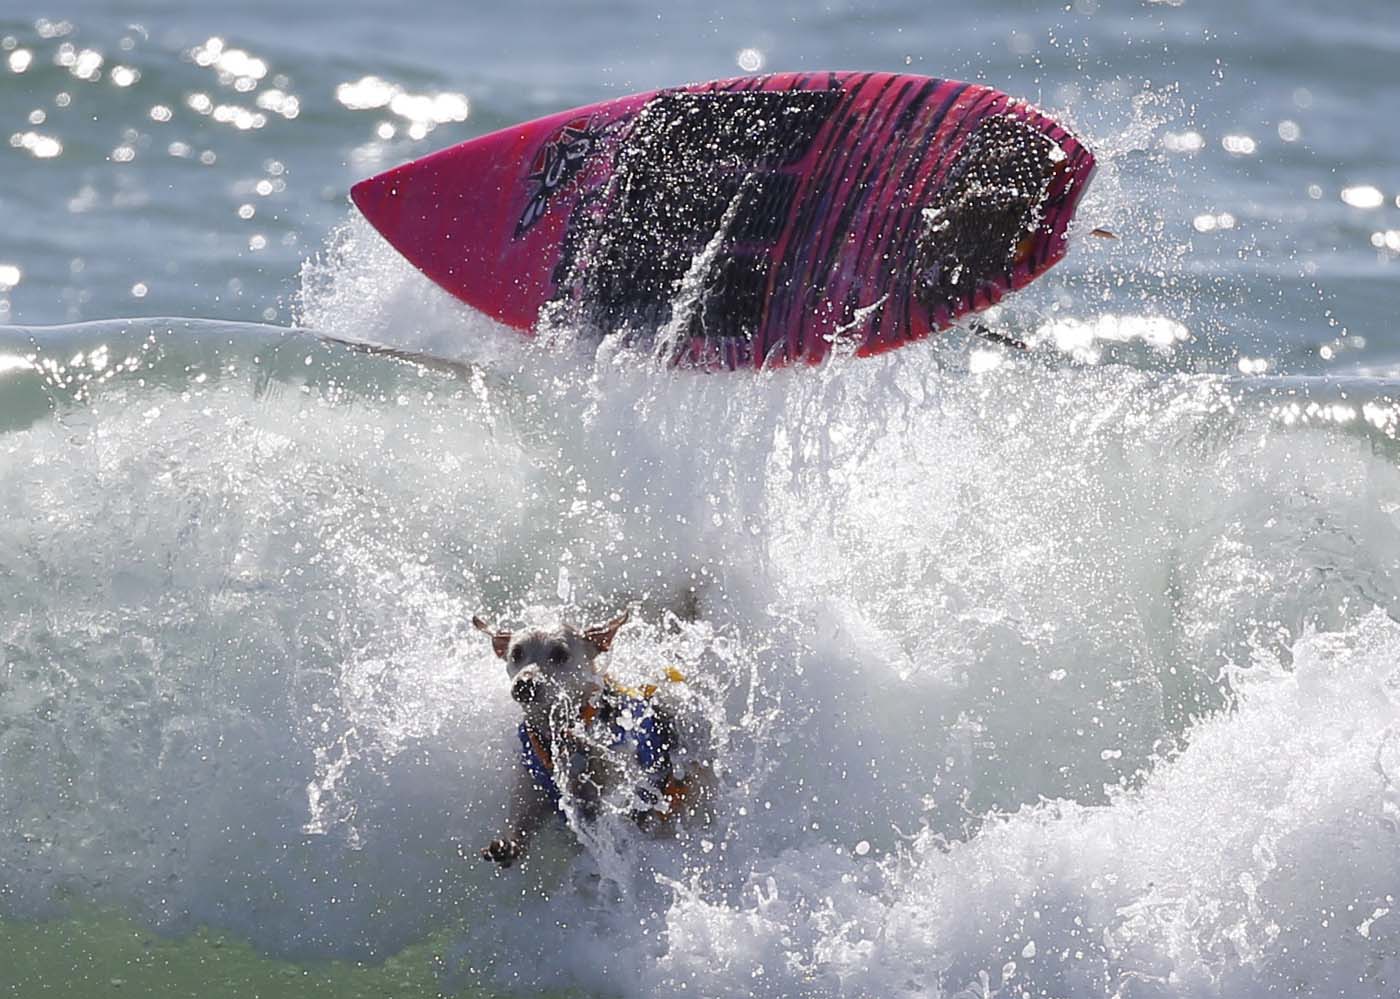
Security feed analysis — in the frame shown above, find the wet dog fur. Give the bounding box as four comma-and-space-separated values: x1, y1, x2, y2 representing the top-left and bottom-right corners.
472, 610, 707, 868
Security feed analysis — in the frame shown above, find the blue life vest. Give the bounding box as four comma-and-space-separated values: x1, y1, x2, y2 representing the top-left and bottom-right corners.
518, 684, 674, 815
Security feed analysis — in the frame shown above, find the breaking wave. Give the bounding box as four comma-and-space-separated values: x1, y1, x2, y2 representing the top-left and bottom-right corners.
4, 232, 1400, 995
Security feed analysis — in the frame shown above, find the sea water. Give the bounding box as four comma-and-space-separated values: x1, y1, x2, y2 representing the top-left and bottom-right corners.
3, 1, 1400, 996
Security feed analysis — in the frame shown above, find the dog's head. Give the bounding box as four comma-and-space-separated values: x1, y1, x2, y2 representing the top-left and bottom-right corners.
473, 610, 629, 722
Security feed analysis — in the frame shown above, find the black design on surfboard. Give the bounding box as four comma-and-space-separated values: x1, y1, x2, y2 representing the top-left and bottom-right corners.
550, 86, 842, 340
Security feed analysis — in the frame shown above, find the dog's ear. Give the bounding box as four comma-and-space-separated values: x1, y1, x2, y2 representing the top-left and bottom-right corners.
583, 609, 629, 654
472, 616, 512, 659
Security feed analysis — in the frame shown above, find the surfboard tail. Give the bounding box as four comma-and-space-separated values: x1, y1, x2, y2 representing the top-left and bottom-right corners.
911, 109, 1096, 325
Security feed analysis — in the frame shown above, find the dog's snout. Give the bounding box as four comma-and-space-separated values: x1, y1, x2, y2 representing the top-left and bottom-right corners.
512, 672, 544, 704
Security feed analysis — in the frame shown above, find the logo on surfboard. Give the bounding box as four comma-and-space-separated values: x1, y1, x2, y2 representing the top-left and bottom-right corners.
515, 116, 602, 237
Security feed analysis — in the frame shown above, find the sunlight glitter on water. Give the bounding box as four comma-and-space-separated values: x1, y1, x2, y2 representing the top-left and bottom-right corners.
1341, 184, 1385, 209
1193, 211, 1237, 232
1220, 133, 1257, 156
0, 353, 34, 375
191, 36, 268, 87
10, 130, 62, 158
1037, 313, 1191, 362
335, 75, 469, 140
1370, 230, 1400, 255
1161, 129, 1205, 153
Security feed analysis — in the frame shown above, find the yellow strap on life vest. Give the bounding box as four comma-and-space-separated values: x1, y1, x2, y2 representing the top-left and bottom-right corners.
639, 665, 686, 699
605, 677, 643, 700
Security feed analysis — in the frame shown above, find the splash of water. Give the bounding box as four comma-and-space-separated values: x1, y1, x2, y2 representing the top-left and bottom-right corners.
3, 70, 1400, 997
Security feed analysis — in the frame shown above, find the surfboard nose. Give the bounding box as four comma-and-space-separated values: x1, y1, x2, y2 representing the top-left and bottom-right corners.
350, 128, 555, 330
350, 169, 410, 248
350, 145, 480, 274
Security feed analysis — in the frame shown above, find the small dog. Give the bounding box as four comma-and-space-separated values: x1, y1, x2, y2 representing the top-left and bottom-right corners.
472, 609, 705, 868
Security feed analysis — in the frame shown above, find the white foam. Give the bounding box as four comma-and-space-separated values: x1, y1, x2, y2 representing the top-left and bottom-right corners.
4, 219, 1400, 994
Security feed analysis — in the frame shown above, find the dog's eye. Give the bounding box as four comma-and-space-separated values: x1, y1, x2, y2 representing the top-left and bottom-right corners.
510, 646, 523, 664
547, 646, 568, 665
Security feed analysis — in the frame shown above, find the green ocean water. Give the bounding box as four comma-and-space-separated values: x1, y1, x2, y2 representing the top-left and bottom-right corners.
2, 911, 461, 998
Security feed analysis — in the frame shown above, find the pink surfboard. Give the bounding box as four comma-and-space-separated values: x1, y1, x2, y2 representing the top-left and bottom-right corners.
351, 71, 1095, 370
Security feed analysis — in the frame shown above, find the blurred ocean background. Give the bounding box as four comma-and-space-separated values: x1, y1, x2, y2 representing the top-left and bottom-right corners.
3, 1, 1400, 996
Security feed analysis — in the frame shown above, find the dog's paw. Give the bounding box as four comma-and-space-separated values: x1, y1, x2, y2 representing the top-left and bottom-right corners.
479, 838, 524, 868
